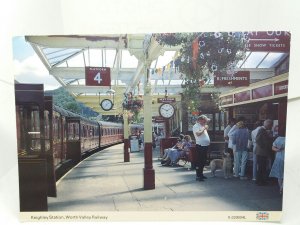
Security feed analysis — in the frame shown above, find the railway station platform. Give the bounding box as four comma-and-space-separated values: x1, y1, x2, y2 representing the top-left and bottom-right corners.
48, 143, 282, 214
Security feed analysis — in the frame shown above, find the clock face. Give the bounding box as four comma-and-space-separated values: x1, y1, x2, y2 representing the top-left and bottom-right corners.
100, 99, 113, 111
159, 103, 175, 118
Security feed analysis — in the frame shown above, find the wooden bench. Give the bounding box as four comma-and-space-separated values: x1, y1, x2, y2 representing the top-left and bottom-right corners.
179, 142, 225, 166
159, 138, 225, 168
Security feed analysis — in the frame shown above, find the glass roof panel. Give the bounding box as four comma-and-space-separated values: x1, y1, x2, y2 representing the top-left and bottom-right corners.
121, 50, 138, 68
258, 52, 286, 68
43, 48, 82, 66
236, 51, 251, 67
240, 52, 268, 68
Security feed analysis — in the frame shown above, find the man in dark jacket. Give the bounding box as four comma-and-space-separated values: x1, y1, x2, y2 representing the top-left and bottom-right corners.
255, 119, 273, 185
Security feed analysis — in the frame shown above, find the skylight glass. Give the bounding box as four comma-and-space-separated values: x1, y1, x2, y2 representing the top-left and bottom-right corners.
258, 52, 286, 68
240, 52, 268, 68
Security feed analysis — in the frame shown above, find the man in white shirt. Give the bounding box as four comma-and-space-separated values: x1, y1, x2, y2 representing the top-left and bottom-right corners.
193, 115, 210, 181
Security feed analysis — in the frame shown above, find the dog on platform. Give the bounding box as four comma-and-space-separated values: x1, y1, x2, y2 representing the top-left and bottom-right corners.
209, 152, 232, 179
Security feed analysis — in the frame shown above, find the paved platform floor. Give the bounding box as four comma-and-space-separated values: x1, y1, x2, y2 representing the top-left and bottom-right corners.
48, 144, 282, 212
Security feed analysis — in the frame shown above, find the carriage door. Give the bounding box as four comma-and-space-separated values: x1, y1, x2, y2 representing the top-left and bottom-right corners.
44, 96, 57, 197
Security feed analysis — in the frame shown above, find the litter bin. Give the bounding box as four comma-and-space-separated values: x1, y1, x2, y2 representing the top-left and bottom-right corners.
130, 135, 139, 152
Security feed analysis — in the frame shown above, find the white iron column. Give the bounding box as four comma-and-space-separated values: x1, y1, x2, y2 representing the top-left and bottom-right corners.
143, 65, 155, 190
123, 110, 130, 162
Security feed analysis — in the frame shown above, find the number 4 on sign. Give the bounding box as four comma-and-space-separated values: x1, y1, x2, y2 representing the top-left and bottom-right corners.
94, 72, 102, 84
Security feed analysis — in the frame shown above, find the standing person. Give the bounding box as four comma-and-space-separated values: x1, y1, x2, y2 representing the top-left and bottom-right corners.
152, 131, 157, 149
255, 119, 273, 186
251, 120, 263, 181
269, 135, 285, 194
193, 115, 210, 181
228, 117, 245, 177
224, 118, 236, 165
232, 121, 249, 179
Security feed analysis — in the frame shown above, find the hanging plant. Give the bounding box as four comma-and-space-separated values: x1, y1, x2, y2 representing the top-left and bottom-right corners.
122, 93, 143, 123
155, 32, 248, 111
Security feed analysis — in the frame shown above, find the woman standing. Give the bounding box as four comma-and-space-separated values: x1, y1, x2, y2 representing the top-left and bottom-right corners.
232, 121, 249, 180
269, 136, 285, 194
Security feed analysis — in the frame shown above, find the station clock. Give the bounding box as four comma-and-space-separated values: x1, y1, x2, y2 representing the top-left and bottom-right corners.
159, 103, 175, 119
100, 99, 113, 111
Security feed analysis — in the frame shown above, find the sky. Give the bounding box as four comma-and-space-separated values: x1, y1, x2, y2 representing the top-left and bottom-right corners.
12, 36, 61, 90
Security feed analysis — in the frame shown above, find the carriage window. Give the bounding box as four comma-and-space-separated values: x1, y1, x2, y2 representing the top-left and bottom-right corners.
220, 111, 225, 131
90, 127, 94, 137
54, 115, 61, 141
81, 125, 86, 138
16, 104, 42, 156
67, 122, 80, 140
44, 110, 50, 151
63, 118, 67, 141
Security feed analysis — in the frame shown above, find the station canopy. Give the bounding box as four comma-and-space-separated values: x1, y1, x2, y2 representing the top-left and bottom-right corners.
25, 34, 288, 115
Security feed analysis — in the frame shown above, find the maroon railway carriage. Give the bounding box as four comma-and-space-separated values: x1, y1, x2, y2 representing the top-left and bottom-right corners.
15, 83, 124, 212
99, 121, 124, 147
15, 84, 48, 211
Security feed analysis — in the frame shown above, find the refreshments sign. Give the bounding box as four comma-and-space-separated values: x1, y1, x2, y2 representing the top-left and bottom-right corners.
214, 71, 250, 87
85, 67, 111, 86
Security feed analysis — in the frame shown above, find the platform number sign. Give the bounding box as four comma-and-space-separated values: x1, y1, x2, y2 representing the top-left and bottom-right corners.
85, 67, 111, 86
93, 72, 102, 84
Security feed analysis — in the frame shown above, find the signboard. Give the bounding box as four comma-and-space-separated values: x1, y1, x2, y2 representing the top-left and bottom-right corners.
246, 31, 290, 52
234, 91, 251, 103
130, 136, 139, 152
85, 67, 111, 86
252, 85, 273, 100
157, 98, 176, 103
214, 71, 250, 87
153, 116, 165, 123
274, 80, 288, 95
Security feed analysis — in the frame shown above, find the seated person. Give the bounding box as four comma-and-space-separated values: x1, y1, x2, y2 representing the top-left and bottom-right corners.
161, 135, 192, 166
161, 134, 184, 159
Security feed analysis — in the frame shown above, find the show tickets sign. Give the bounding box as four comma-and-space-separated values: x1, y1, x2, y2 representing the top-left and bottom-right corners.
85, 67, 111, 86
214, 71, 250, 87
246, 31, 290, 52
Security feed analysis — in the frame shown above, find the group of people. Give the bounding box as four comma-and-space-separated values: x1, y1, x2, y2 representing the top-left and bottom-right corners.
224, 117, 285, 193
161, 134, 192, 166
159, 114, 285, 194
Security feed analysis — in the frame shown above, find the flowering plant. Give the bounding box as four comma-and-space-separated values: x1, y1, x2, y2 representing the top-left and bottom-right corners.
155, 32, 248, 112
122, 93, 143, 123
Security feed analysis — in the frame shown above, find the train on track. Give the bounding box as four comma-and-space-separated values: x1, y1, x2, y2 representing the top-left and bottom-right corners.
15, 83, 124, 207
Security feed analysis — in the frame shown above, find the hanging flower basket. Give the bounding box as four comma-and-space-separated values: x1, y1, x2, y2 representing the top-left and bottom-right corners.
123, 95, 143, 123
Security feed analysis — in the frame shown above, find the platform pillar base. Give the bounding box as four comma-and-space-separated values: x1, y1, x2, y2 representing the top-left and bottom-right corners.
143, 168, 155, 190
124, 139, 130, 162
